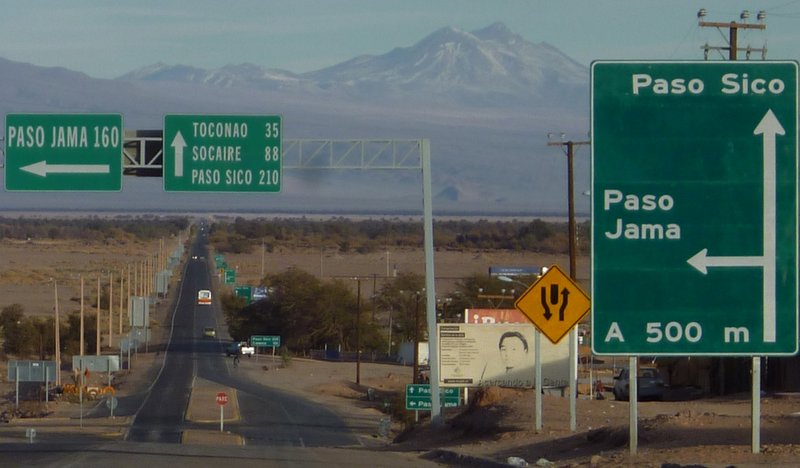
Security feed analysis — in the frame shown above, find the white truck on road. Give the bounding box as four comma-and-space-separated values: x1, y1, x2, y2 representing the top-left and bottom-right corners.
226, 341, 255, 357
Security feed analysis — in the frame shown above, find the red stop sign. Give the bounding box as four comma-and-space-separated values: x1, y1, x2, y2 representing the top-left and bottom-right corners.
216, 391, 228, 406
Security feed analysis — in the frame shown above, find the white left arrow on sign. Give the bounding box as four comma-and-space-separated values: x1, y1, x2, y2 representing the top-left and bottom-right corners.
686, 248, 767, 274
687, 109, 784, 343
21, 161, 110, 177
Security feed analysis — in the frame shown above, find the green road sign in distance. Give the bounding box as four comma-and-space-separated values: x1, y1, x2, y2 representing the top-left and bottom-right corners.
591, 61, 798, 356
163, 114, 281, 192
234, 286, 252, 304
5, 114, 123, 191
251, 335, 280, 347
224, 269, 236, 285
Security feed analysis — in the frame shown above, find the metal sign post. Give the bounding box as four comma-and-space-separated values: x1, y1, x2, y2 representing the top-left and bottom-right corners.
514, 264, 590, 433
216, 391, 228, 432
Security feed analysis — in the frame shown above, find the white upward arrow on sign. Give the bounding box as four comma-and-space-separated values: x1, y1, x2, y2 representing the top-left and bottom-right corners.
687, 109, 784, 343
20, 160, 110, 177
171, 131, 187, 177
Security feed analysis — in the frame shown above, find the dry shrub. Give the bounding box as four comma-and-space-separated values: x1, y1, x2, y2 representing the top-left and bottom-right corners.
469, 386, 524, 408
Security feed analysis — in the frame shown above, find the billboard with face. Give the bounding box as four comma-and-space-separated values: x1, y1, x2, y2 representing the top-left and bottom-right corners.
438, 322, 570, 389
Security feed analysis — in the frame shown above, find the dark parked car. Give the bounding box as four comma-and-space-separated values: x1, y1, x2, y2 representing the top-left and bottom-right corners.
612, 367, 665, 401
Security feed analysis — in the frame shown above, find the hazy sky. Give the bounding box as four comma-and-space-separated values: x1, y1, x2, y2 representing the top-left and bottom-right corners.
1, 1, 798, 79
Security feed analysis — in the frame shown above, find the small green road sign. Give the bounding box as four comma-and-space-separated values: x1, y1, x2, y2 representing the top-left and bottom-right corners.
250, 335, 280, 347
224, 269, 236, 285
591, 61, 798, 356
5, 114, 123, 191
405, 384, 460, 410
234, 286, 252, 304
163, 114, 281, 192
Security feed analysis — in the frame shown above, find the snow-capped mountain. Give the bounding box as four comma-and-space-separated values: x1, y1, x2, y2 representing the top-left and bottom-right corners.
119, 22, 588, 109
305, 22, 586, 104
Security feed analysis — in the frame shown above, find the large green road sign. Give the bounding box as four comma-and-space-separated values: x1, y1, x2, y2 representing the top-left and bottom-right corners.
163, 115, 281, 192
591, 61, 798, 356
5, 114, 123, 191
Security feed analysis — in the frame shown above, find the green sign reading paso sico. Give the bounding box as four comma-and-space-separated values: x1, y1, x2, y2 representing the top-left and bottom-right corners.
163, 114, 281, 192
250, 335, 280, 347
5, 114, 123, 191
591, 61, 798, 356
405, 384, 460, 410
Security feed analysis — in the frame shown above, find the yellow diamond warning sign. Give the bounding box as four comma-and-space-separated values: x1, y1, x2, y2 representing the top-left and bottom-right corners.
514, 264, 591, 344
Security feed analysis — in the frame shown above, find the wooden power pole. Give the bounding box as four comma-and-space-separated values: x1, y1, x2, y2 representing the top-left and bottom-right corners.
698, 9, 767, 61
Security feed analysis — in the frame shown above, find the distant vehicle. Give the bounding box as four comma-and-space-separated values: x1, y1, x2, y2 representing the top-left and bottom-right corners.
203, 327, 216, 338
252, 287, 269, 301
613, 367, 665, 401
226, 341, 255, 357
197, 289, 212, 305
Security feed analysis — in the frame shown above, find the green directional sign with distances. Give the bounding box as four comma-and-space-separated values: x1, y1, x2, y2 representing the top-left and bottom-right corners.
224, 269, 236, 285
405, 384, 460, 410
163, 114, 281, 192
5, 114, 123, 191
591, 61, 798, 356
250, 335, 280, 347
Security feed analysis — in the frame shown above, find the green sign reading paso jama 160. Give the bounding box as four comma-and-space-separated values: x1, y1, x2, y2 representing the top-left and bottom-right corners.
5, 114, 123, 191
591, 61, 798, 356
163, 114, 281, 192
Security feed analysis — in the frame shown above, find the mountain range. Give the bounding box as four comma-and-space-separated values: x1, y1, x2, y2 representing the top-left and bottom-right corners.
0, 22, 590, 216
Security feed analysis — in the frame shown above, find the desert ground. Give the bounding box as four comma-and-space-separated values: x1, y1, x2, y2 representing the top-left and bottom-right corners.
0, 236, 173, 320
1, 237, 800, 466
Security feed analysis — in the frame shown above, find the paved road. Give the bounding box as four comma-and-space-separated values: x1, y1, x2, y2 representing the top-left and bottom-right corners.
127, 232, 361, 447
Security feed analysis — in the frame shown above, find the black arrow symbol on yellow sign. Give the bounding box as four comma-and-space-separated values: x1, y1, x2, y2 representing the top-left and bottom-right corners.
540, 284, 570, 321
559, 288, 569, 321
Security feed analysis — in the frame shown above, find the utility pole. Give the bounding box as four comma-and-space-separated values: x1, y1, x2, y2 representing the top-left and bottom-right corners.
698, 9, 766, 61
53, 280, 61, 386
355, 277, 362, 385
547, 137, 590, 280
